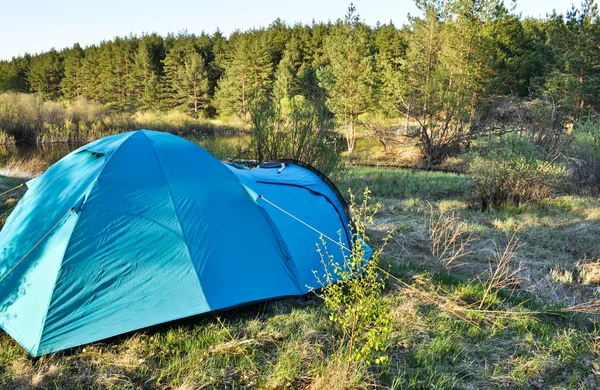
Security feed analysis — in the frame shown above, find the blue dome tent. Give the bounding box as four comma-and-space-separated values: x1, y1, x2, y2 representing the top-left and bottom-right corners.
0, 130, 369, 356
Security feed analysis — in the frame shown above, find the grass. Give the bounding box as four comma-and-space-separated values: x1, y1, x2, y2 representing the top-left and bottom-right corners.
1, 165, 600, 388
0, 93, 248, 145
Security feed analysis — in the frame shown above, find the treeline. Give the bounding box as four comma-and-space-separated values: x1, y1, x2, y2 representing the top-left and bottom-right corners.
1, 0, 600, 156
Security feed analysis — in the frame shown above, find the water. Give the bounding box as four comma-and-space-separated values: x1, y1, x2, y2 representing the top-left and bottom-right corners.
0, 134, 253, 176
0, 133, 380, 177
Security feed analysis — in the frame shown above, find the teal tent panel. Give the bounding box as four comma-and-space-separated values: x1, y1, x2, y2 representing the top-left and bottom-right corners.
0, 150, 108, 355
0, 213, 78, 356
239, 164, 351, 230
256, 183, 350, 290
142, 132, 303, 309
226, 163, 356, 290
39, 132, 210, 354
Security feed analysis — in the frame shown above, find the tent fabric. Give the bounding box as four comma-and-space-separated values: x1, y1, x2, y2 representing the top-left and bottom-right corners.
0, 130, 369, 356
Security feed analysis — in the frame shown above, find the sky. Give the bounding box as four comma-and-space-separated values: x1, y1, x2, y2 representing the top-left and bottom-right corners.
0, 0, 579, 60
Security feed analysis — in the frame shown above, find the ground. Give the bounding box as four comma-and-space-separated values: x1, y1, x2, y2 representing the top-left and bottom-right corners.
0, 166, 599, 389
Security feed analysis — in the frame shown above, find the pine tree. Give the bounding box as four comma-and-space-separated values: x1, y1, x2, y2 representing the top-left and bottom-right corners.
60, 43, 85, 101
273, 37, 303, 103
129, 38, 161, 110
399, 0, 502, 165
27, 49, 63, 100
544, 0, 600, 115
161, 34, 198, 110
375, 22, 408, 116
401, 0, 449, 164
318, 4, 376, 153
266, 18, 292, 65
485, 14, 545, 97
214, 34, 273, 119
79, 45, 102, 101
97, 38, 136, 110
173, 52, 209, 117
0, 55, 30, 92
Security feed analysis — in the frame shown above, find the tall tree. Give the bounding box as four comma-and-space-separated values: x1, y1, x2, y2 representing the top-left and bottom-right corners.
273, 37, 304, 103
129, 36, 164, 110
0, 55, 30, 93
27, 49, 63, 100
397, 0, 506, 165
97, 38, 136, 111
214, 34, 273, 119
78, 46, 102, 101
60, 43, 85, 100
174, 52, 209, 117
375, 22, 408, 117
400, 0, 452, 165
544, 0, 600, 115
318, 4, 376, 153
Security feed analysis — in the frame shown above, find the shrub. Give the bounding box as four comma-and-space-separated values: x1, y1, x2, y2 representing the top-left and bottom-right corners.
314, 188, 392, 371
0, 92, 44, 144
249, 96, 342, 174
565, 120, 600, 193
474, 97, 569, 154
467, 134, 565, 209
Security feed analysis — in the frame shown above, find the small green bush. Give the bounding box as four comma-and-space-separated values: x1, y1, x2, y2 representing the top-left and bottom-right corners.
565, 120, 600, 193
467, 134, 564, 209
314, 188, 392, 368
0, 92, 44, 144
249, 96, 342, 174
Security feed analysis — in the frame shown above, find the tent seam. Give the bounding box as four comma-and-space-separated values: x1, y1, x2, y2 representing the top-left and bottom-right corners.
35, 131, 138, 353
138, 131, 206, 306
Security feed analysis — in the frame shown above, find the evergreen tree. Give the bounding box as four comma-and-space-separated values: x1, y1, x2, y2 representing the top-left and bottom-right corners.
60, 43, 85, 100
27, 49, 63, 100
375, 22, 408, 116
160, 33, 202, 110
97, 38, 136, 110
273, 37, 304, 103
486, 15, 547, 97
129, 37, 163, 110
544, 0, 600, 115
174, 52, 209, 117
0, 55, 30, 92
401, 0, 450, 164
318, 4, 376, 152
79, 45, 102, 101
214, 34, 273, 119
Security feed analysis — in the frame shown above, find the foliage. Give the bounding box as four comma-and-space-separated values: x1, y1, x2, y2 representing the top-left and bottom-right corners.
0, 92, 44, 144
314, 188, 392, 369
473, 97, 570, 154
395, 0, 508, 166
544, 0, 600, 118
248, 96, 341, 174
566, 119, 600, 192
317, 4, 376, 153
27, 49, 63, 101
0, 1, 599, 165
173, 52, 210, 118
467, 134, 565, 209
214, 34, 273, 120
0, 92, 244, 145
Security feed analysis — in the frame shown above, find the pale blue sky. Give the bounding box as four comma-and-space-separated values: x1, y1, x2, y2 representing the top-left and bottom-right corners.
0, 0, 579, 60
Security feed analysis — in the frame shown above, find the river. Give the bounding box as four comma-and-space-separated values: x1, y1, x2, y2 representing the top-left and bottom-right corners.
0, 133, 253, 177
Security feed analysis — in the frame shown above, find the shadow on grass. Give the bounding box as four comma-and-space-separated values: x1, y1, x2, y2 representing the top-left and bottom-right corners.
0, 294, 325, 389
